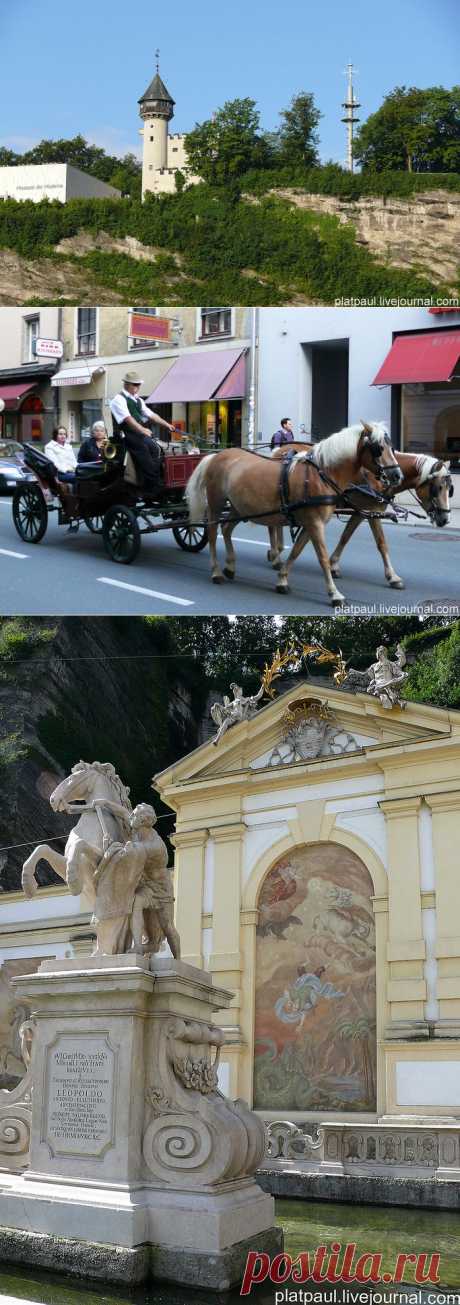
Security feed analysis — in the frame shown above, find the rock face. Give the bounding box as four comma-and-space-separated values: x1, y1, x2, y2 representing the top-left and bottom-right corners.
0, 248, 123, 306
273, 188, 460, 290
0, 618, 207, 893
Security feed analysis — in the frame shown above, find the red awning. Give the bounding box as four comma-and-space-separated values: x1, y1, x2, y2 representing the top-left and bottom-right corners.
147, 348, 247, 404
0, 382, 37, 410
214, 351, 247, 400
372, 332, 460, 385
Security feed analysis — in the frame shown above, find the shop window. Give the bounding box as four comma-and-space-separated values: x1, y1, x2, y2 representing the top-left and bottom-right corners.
23, 315, 39, 363
76, 308, 97, 356
79, 399, 104, 441
199, 308, 233, 340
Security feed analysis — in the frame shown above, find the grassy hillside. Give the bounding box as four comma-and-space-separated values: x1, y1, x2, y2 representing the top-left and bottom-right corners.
0, 181, 458, 305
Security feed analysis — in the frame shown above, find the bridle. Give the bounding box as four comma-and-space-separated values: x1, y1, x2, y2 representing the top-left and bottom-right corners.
426, 470, 453, 521
364, 431, 401, 488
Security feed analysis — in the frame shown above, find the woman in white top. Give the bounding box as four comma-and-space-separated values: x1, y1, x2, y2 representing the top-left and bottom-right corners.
44, 426, 77, 481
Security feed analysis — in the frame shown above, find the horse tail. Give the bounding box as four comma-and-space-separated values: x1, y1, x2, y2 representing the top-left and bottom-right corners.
185, 454, 214, 524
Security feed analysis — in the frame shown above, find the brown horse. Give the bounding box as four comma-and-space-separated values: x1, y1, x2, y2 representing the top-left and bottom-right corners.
272, 444, 452, 590
185, 422, 402, 605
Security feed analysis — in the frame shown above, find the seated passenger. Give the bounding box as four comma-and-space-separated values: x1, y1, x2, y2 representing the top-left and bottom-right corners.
44, 426, 77, 482
78, 421, 107, 464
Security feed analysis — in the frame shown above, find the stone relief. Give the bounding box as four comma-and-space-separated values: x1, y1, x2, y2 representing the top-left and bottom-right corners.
210, 683, 264, 744
21, 762, 180, 959
265, 699, 361, 768
345, 645, 407, 710
169, 1018, 223, 1094
142, 1013, 265, 1188
263, 1120, 460, 1175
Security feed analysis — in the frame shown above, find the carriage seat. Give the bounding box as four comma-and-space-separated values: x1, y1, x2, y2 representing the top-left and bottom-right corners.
75, 461, 109, 482
123, 451, 140, 486
22, 443, 58, 485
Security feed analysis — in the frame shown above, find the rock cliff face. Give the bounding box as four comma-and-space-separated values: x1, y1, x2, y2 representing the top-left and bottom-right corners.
271, 189, 460, 291
0, 618, 207, 893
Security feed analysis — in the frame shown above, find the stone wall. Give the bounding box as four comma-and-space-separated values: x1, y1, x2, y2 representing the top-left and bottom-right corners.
270, 189, 460, 290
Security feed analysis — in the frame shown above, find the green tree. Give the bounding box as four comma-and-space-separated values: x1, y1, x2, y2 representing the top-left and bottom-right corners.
354, 85, 460, 173
277, 91, 321, 167
185, 98, 272, 186
403, 620, 460, 708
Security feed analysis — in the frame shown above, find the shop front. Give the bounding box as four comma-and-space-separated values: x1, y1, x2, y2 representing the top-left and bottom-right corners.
147, 347, 248, 446
0, 366, 57, 445
372, 327, 460, 464
50, 366, 106, 444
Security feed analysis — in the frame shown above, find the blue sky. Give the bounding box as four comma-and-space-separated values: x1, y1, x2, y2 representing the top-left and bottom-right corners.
1, 0, 457, 163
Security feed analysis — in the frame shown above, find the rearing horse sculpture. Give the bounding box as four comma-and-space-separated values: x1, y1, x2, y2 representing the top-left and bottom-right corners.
21, 761, 132, 903
186, 421, 402, 606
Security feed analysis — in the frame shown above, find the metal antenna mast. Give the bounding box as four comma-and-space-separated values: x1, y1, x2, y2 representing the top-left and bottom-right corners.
341, 62, 361, 172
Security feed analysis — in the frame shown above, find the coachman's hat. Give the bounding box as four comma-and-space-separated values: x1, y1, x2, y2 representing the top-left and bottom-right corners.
123, 370, 144, 385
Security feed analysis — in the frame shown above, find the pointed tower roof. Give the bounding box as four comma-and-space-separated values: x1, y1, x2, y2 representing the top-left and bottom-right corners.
138, 72, 175, 107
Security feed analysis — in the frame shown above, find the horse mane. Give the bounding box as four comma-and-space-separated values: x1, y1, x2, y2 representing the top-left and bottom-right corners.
414, 454, 444, 484
313, 423, 384, 471
73, 760, 132, 809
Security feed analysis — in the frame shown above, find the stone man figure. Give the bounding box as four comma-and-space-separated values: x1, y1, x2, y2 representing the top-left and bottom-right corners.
91, 798, 181, 958
366, 644, 407, 709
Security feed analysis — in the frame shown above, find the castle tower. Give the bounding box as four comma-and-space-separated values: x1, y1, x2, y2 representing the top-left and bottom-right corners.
139, 55, 175, 198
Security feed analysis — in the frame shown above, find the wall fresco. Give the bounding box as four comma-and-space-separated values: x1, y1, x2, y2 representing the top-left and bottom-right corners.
253, 843, 376, 1113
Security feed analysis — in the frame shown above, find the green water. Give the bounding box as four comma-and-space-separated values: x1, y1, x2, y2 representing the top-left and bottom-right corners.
0, 1200, 458, 1303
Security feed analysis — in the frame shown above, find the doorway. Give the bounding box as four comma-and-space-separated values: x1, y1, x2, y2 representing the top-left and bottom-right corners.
311, 340, 349, 439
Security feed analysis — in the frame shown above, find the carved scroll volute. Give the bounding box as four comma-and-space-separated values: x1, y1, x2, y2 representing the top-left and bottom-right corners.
142, 1017, 265, 1188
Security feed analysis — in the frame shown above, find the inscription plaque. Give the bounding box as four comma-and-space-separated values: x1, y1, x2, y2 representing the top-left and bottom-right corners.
44, 1034, 116, 1157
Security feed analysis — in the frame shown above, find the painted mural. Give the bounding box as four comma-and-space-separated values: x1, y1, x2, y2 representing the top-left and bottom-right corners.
253, 843, 376, 1113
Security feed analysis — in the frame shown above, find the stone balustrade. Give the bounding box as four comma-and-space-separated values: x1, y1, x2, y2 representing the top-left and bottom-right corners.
262, 1118, 460, 1182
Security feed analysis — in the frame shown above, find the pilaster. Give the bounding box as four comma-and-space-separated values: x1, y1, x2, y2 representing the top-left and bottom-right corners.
171, 829, 208, 969
425, 792, 460, 1021
208, 823, 246, 1026
379, 797, 426, 1024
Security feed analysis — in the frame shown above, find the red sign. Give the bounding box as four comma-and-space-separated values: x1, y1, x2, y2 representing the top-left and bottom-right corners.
129, 313, 172, 343
429, 307, 459, 314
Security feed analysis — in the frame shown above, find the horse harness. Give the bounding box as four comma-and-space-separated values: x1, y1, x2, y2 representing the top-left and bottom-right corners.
278, 451, 391, 522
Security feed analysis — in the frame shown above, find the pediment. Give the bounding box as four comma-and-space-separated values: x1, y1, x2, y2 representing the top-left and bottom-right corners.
157, 681, 452, 787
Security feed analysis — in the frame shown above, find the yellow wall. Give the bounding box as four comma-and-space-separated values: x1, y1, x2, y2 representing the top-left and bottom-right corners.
155, 683, 460, 1121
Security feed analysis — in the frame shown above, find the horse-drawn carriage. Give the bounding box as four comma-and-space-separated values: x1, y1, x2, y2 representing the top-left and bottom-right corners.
11, 440, 209, 564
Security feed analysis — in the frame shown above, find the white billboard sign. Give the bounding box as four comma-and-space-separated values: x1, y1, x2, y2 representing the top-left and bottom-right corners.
35, 338, 64, 359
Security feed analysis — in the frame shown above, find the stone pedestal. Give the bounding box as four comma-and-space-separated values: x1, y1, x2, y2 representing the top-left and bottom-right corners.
0, 955, 281, 1289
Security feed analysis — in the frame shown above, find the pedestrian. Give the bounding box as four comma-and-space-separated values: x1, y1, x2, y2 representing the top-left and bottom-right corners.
270, 418, 295, 450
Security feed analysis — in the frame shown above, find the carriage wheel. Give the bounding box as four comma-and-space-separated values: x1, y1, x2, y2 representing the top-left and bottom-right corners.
12, 484, 48, 544
102, 505, 140, 564
84, 515, 104, 534
172, 520, 209, 552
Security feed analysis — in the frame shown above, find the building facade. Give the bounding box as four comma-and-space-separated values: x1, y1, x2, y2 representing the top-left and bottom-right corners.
53, 306, 252, 446
257, 306, 460, 462
138, 70, 200, 199
0, 308, 61, 444
1, 680, 460, 1188
153, 680, 460, 1157
0, 164, 120, 204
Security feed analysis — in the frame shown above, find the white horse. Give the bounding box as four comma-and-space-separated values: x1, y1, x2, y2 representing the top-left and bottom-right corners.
21, 761, 132, 904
